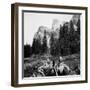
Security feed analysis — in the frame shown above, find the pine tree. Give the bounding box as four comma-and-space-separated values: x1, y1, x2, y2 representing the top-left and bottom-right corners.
50, 33, 59, 56
32, 38, 36, 54
42, 30, 47, 54
77, 19, 80, 35
32, 38, 41, 54
59, 23, 70, 55
69, 20, 80, 54
24, 44, 32, 58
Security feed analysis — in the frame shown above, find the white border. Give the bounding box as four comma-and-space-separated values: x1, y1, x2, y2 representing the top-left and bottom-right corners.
18, 6, 86, 84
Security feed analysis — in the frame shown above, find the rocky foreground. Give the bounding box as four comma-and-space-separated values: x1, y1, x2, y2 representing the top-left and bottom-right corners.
24, 54, 80, 77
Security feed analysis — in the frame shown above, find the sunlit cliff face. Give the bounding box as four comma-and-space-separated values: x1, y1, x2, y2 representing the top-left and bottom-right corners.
33, 24, 60, 50
34, 26, 51, 48
72, 15, 80, 31
72, 15, 80, 25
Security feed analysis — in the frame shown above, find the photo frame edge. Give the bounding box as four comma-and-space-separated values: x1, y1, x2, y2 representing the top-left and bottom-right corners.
11, 3, 19, 87
11, 3, 88, 87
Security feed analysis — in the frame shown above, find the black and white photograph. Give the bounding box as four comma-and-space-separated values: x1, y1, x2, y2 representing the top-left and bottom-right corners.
23, 12, 81, 78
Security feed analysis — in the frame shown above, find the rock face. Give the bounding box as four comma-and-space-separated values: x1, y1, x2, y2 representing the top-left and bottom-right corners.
33, 25, 60, 51
72, 15, 80, 25
71, 15, 80, 31
34, 26, 50, 48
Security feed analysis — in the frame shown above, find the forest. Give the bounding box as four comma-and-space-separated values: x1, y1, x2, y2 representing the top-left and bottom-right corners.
24, 19, 80, 58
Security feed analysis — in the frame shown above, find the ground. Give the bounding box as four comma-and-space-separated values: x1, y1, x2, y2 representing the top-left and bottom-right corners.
24, 54, 80, 77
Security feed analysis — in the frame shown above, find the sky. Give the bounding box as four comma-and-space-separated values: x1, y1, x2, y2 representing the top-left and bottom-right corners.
24, 12, 73, 46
